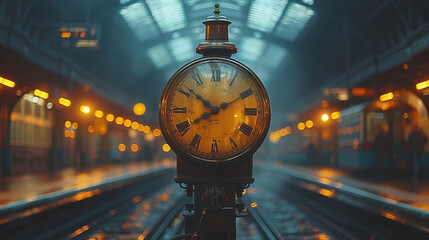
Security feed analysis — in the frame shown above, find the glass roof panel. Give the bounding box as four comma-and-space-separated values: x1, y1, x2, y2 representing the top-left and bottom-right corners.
119, 2, 159, 41
262, 44, 287, 68
146, 0, 186, 33
275, 3, 315, 41
147, 44, 172, 69
302, 0, 315, 5
247, 0, 288, 33
167, 37, 195, 62
238, 36, 267, 62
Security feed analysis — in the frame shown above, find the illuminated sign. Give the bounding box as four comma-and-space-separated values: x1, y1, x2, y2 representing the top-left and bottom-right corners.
59, 24, 100, 49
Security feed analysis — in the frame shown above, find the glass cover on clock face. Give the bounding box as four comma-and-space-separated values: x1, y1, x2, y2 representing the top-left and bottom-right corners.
160, 58, 270, 163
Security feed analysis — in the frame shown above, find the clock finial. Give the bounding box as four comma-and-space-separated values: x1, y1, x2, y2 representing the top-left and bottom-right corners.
214, 4, 220, 16
196, 3, 237, 57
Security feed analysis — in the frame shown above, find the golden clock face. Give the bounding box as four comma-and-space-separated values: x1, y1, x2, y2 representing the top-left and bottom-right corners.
159, 57, 270, 163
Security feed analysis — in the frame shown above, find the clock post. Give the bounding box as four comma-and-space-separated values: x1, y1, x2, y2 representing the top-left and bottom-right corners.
159, 4, 270, 240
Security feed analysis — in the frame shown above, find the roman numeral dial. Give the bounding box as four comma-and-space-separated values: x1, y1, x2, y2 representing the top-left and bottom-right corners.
160, 59, 270, 163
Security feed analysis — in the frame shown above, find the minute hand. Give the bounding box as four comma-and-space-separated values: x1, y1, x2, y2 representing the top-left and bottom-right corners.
184, 86, 211, 108
219, 96, 241, 109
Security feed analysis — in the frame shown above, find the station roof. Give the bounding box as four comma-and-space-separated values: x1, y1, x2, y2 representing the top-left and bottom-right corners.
1, 0, 429, 127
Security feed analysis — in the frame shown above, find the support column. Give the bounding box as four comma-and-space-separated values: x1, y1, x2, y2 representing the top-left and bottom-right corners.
76, 123, 89, 168
192, 184, 237, 239
100, 132, 109, 164
50, 112, 65, 169
0, 104, 11, 174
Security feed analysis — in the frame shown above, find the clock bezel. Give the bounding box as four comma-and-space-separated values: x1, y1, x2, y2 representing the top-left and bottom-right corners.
159, 56, 270, 165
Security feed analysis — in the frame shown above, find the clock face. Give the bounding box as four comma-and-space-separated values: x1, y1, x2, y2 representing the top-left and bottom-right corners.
159, 57, 270, 163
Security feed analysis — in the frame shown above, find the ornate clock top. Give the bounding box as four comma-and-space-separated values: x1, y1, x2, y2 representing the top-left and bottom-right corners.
196, 4, 237, 57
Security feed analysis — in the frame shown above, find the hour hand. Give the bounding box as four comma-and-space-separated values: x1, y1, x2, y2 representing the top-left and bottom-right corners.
184, 86, 211, 108
193, 112, 211, 123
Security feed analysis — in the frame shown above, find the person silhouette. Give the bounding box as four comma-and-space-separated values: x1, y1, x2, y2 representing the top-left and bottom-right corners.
407, 125, 428, 182
374, 124, 388, 179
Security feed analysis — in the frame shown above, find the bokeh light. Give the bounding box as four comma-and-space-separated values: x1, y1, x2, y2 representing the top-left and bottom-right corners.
80, 105, 91, 114
321, 114, 329, 122
118, 143, 126, 152
133, 103, 146, 116
153, 128, 161, 137
162, 144, 171, 152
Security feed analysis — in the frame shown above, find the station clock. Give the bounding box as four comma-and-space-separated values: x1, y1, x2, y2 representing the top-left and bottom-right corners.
159, 57, 270, 164
159, 4, 271, 239
159, 4, 270, 183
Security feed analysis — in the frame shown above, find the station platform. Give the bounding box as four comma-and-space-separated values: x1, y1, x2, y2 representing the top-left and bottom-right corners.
0, 159, 174, 211
265, 160, 429, 213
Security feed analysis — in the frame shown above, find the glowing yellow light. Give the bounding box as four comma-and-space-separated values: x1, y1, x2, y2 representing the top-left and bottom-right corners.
115, 117, 124, 125
416, 80, 429, 90
61, 32, 71, 38
251, 202, 258, 208
106, 114, 114, 122
269, 133, 280, 143
118, 143, 126, 152
58, 97, 71, 107
65, 130, 71, 137
381, 102, 390, 110
153, 128, 161, 137
94, 110, 103, 118
34, 89, 49, 99
305, 120, 313, 128
80, 105, 90, 114
133, 103, 146, 116
403, 113, 408, 119
352, 139, 359, 150
297, 122, 305, 130
0, 77, 15, 88
131, 144, 139, 152
143, 126, 151, 133
70, 131, 76, 138
124, 119, 132, 127
280, 128, 287, 136
319, 189, 334, 198
72, 122, 78, 129
321, 114, 329, 122
65, 121, 71, 128
138, 124, 144, 131
379, 92, 393, 102
162, 144, 171, 152
331, 111, 341, 120
130, 121, 138, 129
88, 125, 94, 133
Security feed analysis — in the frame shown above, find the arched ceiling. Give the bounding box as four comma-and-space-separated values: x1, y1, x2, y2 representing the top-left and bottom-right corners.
1, 0, 429, 128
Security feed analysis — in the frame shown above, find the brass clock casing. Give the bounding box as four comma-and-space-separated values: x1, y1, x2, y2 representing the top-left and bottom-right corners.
159, 56, 270, 165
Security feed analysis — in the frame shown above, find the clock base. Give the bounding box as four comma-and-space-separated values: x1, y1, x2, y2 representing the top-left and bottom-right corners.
175, 155, 254, 184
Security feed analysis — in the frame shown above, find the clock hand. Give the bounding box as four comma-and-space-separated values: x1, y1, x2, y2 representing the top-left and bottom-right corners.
193, 111, 211, 123
184, 85, 212, 108
193, 106, 220, 123
219, 96, 241, 109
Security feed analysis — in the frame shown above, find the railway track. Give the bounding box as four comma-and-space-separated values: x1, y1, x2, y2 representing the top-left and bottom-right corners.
2, 164, 429, 240
252, 164, 429, 240
0, 168, 176, 240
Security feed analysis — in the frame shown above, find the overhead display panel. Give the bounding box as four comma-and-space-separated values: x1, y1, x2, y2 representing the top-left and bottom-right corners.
59, 24, 100, 50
